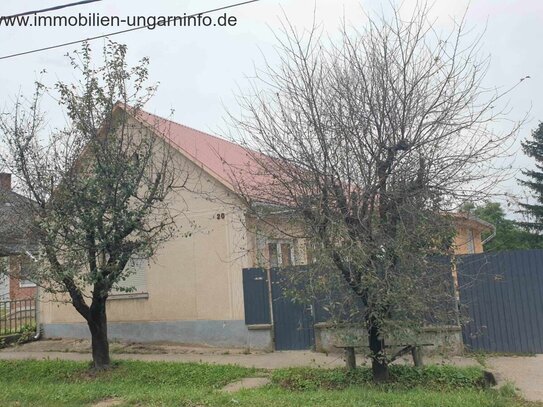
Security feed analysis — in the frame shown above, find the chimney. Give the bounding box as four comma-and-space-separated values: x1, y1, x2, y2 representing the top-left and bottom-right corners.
0, 173, 12, 191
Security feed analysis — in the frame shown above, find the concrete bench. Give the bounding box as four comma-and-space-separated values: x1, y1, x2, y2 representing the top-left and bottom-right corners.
334, 343, 433, 369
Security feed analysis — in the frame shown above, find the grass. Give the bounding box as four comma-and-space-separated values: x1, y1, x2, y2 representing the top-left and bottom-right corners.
0, 319, 36, 336
0, 323, 36, 342
0, 359, 539, 407
468, 350, 537, 360
271, 365, 488, 391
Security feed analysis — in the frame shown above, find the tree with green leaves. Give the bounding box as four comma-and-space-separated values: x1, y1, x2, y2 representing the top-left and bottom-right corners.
518, 122, 543, 231
0, 41, 186, 370
465, 202, 543, 251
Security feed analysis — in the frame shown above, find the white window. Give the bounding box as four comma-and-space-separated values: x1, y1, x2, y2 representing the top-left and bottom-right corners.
268, 240, 295, 268
0, 258, 9, 300
255, 233, 310, 268
19, 279, 36, 288
112, 257, 148, 294
18, 257, 36, 288
467, 229, 475, 254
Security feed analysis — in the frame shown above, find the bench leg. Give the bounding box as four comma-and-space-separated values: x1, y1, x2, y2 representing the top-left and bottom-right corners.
345, 347, 356, 370
411, 346, 423, 367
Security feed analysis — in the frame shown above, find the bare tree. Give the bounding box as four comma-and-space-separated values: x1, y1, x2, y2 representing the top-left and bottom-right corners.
229, 4, 522, 381
0, 41, 186, 369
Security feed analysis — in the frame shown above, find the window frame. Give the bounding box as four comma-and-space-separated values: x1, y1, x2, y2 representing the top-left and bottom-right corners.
111, 257, 149, 297
18, 256, 37, 288
18, 279, 36, 288
466, 229, 475, 254
267, 239, 295, 268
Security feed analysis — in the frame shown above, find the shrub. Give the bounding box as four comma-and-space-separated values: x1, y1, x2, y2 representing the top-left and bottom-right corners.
16, 324, 37, 345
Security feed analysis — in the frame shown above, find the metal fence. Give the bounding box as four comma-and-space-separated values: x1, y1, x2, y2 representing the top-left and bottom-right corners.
0, 298, 36, 336
243, 264, 456, 351
458, 249, 543, 353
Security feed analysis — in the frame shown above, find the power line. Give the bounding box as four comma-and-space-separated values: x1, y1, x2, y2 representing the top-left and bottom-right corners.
0, 0, 261, 61
3, 0, 103, 18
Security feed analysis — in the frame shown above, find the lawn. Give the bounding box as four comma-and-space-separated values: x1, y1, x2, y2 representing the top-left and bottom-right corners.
0, 359, 538, 407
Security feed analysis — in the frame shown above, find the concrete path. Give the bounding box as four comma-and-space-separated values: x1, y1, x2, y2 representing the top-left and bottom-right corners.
221, 377, 271, 393
0, 347, 346, 369
0, 339, 478, 369
488, 355, 543, 403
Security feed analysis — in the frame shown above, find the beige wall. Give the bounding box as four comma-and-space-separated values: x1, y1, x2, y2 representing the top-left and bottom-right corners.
41, 127, 250, 325
40, 116, 492, 328
453, 223, 486, 255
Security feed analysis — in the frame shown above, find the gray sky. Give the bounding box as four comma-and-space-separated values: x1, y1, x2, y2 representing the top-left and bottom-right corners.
1, 0, 542, 208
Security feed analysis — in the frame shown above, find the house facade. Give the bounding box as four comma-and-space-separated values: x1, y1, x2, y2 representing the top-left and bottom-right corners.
0, 173, 38, 302
452, 213, 494, 254
40, 107, 492, 350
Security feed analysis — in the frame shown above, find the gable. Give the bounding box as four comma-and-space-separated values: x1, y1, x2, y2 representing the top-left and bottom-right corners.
118, 105, 264, 194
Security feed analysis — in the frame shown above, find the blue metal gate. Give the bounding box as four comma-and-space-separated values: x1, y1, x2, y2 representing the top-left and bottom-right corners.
270, 268, 315, 350
242, 267, 315, 350
458, 249, 543, 353
242, 268, 271, 325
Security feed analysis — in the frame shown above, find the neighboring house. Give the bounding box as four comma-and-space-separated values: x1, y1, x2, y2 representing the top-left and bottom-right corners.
40, 106, 493, 350
452, 213, 494, 255
0, 271, 8, 301
0, 173, 38, 302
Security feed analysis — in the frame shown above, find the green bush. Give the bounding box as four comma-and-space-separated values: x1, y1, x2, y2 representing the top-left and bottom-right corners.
16, 324, 37, 345
272, 365, 486, 391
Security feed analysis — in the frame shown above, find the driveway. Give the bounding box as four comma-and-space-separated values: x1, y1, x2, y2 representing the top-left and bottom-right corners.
488, 355, 543, 403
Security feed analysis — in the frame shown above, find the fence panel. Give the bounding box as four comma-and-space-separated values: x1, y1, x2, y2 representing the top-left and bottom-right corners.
0, 298, 36, 336
458, 249, 543, 353
270, 267, 315, 350
242, 268, 271, 325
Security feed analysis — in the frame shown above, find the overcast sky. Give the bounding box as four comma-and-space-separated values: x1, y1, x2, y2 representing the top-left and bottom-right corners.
1, 0, 542, 209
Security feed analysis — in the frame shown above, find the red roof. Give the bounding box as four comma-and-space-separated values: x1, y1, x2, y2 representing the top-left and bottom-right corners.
128, 106, 272, 195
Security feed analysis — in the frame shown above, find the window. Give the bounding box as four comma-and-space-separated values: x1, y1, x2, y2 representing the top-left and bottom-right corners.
466, 229, 475, 254
112, 257, 148, 295
18, 257, 36, 288
255, 234, 310, 268
268, 241, 293, 268
19, 279, 36, 288
0, 258, 9, 300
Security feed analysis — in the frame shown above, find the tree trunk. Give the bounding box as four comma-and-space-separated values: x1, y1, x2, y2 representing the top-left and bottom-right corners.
368, 323, 389, 382
87, 300, 110, 370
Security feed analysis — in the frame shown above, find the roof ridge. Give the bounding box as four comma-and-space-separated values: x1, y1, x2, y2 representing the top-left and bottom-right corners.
141, 107, 244, 150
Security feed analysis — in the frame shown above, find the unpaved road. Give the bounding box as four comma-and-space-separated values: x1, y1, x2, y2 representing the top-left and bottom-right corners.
488, 355, 543, 403
0, 348, 347, 369
0, 339, 477, 369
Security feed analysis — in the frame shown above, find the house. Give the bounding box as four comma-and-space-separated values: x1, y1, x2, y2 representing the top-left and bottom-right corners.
0, 270, 7, 301
452, 213, 494, 254
40, 106, 493, 350
0, 173, 38, 302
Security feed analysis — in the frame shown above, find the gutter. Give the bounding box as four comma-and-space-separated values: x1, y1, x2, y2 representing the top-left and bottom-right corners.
33, 284, 41, 340
24, 250, 41, 340
481, 223, 497, 246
